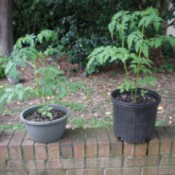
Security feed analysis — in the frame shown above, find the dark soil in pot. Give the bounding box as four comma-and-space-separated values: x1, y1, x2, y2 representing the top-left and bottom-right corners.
25, 108, 66, 122
21, 104, 70, 143
111, 88, 161, 144
116, 92, 155, 104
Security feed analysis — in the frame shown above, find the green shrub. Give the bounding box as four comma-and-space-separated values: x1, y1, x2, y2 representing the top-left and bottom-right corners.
13, 0, 175, 68
0, 58, 6, 78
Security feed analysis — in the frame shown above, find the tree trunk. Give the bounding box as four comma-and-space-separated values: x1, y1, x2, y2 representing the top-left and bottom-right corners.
0, 0, 13, 56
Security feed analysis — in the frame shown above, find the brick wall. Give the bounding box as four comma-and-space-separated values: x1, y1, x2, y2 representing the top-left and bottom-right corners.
0, 127, 175, 175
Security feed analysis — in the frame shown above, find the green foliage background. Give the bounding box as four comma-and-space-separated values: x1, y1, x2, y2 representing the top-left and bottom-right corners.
12, 0, 175, 67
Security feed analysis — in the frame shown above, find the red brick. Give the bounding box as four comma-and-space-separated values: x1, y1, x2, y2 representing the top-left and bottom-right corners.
0, 170, 10, 175
105, 167, 141, 175
122, 168, 141, 175
108, 128, 123, 157
67, 169, 103, 175
86, 158, 122, 168
169, 166, 175, 174
85, 129, 97, 158
160, 156, 170, 165
158, 166, 175, 175
147, 132, 160, 156
105, 168, 122, 175
47, 159, 84, 169
141, 167, 158, 175
170, 156, 175, 165
22, 132, 34, 160
47, 142, 60, 160
67, 169, 84, 175
0, 130, 14, 160
34, 143, 47, 160
35, 160, 46, 170
164, 126, 175, 155
160, 155, 175, 166
9, 130, 25, 160
124, 156, 159, 167
46, 170, 66, 175
8, 160, 25, 170
47, 160, 60, 169
9, 170, 28, 175
0, 160, 7, 170
25, 160, 36, 170
96, 128, 110, 157
123, 142, 134, 157
72, 129, 85, 159
155, 127, 172, 155
134, 143, 147, 157
29, 170, 48, 175
60, 129, 73, 159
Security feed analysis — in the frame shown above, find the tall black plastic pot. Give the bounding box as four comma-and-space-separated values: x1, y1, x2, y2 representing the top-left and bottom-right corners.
111, 89, 161, 144
20, 104, 70, 143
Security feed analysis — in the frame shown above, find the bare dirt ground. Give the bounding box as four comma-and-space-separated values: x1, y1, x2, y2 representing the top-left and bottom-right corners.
0, 59, 175, 128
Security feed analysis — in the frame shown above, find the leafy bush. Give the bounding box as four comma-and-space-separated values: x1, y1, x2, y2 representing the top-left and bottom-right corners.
13, 0, 175, 68
0, 58, 6, 78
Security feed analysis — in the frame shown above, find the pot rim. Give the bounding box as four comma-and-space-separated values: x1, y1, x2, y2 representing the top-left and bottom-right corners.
111, 88, 161, 108
20, 104, 70, 126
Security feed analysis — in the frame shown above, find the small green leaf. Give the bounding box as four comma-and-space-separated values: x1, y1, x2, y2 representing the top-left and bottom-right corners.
108, 21, 116, 40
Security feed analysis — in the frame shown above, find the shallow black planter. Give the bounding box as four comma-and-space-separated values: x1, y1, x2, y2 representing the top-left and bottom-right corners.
111, 89, 161, 144
20, 104, 70, 143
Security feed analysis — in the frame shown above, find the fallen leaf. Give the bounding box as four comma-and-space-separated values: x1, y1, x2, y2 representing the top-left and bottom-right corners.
168, 116, 172, 120
105, 112, 111, 115
158, 106, 164, 110
169, 121, 172, 124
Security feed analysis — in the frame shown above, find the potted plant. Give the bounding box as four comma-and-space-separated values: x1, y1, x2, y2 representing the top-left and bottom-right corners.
1, 30, 70, 143
20, 62, 70, 143
86, 8, 175, 143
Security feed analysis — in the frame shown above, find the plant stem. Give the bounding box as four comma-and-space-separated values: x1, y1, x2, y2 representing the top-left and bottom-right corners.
34, 59, 41, 103
122, 26, 130, 86
124, 61, 129, 80
41, 58, 47, 105
134, 25, 145, 100
25, 60, 35, 68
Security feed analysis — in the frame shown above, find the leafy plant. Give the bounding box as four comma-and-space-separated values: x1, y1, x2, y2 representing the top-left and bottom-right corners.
0, 58, 6, 78
1, 30, 65, 120
37, 106, 53, 119
4, 29, 61, 82
0, 84, 35, 104
4, 48, 35, 81
154, 61, 175, 73
87, 7, 175, 102
161, 62, 175, 72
